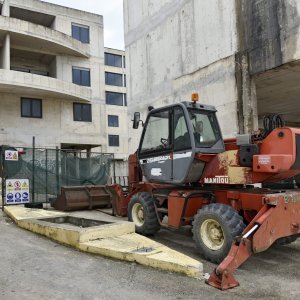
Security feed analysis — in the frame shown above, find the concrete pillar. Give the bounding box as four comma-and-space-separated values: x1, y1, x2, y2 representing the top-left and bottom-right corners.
2, 0, 10, 17
236, 53, 258, 134
2, 34, 10, 70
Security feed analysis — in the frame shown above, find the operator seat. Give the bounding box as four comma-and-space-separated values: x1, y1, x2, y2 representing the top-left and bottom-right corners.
174, 132, 191, 150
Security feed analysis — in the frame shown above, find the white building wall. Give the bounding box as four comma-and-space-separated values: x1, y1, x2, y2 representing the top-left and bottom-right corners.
124, 0, 239, 153
0, 0, 106, 150
0, 93, 103, 147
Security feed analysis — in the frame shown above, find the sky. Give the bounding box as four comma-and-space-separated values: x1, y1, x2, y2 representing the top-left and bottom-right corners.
42, 0, 124, 49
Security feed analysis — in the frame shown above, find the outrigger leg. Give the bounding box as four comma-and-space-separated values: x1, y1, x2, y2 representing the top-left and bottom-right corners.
207, 194, 300, 290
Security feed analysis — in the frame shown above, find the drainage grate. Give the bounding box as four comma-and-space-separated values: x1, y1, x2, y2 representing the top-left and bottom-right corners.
133, 246, 154, 253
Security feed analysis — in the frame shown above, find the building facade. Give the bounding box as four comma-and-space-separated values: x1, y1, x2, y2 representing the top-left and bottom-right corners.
124, 0, 300, 153
104, 47, 128, 160
0, 0, 129, 159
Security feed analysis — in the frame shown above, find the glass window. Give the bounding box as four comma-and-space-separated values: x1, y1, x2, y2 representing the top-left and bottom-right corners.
188, 109, 221, 148
105, 72, 123, 86
73, 103, 92, 122
105, 53, 122, 67
140, 110, 170, 154
72, 67, 90, 87
21, 98, 42, 118
124, 74, 126, 87
72, 24, 89, 43
106, 92, 124, 106
108, 135, 119, 147
72, 25, 80, 40
108, 115, 119, 127
173, 107, 191, 151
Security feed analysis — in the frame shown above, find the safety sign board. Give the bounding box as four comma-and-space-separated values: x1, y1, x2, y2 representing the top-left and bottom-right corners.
5, 179, 30, 205
5, 150, 18, 161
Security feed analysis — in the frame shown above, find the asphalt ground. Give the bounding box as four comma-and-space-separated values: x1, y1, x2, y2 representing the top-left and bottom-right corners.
0, 210, 299, 300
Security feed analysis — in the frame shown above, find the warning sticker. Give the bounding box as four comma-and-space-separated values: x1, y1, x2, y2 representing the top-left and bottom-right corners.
258, 156, 271, 165
5, 150, 18, 161
5, 179, 30, 205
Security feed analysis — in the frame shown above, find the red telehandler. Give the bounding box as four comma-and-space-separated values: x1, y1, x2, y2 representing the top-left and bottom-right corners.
108, 94, 300, 290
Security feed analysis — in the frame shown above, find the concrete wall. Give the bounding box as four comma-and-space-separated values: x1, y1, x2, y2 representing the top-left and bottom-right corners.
239, 0, 300, 75
0, 93, 103, 147
237, 0, 300, 127
124, 0, 239, 152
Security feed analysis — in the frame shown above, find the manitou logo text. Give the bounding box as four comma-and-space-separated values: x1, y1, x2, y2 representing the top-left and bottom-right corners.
204, 176, 229, 184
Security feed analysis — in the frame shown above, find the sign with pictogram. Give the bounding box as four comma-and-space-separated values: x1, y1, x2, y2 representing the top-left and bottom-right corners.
5, 150, 18, 161
5, 179, 30, 205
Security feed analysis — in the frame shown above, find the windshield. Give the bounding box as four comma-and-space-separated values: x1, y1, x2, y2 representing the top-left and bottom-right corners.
188, 108, 221, 148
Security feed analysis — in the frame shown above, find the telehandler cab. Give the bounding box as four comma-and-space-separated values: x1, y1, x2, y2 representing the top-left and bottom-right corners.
108, 93, 300, 290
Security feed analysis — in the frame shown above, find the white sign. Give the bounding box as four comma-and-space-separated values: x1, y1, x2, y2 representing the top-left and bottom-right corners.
258, 156, 271, 165
5, 179, 30, 205
204, 176, 229, 184
5, 150, 18, 161
151, 168, 162, 176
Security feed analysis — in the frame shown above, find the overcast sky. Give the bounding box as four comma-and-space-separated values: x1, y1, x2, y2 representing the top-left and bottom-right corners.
42, 0, 124, 49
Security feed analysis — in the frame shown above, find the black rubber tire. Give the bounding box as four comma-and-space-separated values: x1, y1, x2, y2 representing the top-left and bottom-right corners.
275, 234, 299, 246
192, 203, 246, 264
128, 192, 160, 236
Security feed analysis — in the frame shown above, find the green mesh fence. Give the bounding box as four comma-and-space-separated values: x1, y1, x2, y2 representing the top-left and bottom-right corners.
1, 146, 113, 204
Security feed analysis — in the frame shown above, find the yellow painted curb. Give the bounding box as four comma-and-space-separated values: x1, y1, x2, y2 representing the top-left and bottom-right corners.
5, 205, 66, 222
4, 206, 203, 279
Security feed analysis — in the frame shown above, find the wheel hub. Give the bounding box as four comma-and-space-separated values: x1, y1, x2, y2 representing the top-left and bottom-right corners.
200, 219, 225, 251
131, 203, 144, 227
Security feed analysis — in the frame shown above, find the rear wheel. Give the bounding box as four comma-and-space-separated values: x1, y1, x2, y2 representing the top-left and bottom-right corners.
128, 192, 160, 235
193, 203, 245, 264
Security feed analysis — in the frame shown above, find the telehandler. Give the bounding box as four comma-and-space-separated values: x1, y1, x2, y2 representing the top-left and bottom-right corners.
108, 93, 300, 290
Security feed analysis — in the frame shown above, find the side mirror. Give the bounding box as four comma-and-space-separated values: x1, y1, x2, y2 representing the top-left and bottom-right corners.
132, 112, 141, 129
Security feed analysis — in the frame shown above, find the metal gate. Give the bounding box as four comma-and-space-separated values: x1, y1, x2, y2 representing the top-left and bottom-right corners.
0, 146, 113, 207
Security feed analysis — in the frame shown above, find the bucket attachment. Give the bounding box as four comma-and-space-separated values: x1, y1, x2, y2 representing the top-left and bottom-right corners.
52, 186, 112, 211
207, 192, 300, 290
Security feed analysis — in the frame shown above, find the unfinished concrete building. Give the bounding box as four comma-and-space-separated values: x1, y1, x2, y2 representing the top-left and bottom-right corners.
124, 0, 300, 152
0, 0, 128, 163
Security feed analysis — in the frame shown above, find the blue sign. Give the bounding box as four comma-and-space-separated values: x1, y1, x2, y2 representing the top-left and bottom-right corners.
15, 192, 22, 202
7, 193, 14, 200
5, 179, 30, 205
22, 192, 29, 199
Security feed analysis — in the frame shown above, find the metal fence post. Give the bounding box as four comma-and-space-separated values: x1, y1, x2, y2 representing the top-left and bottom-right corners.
1, 158, 4, 211
32, 136, 35, 203
113, 154, 116, 184
56, 146, 59, 195
1, 178, 4, 211
45, 149, 48, 207
0, 149, 4, 211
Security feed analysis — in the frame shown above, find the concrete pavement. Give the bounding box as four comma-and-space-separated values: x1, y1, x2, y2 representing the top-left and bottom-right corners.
0, 209, 299, 299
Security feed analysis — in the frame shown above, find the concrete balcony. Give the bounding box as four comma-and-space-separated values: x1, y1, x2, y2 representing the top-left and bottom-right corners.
0, 16, 90, 57
0, 69, 92, 102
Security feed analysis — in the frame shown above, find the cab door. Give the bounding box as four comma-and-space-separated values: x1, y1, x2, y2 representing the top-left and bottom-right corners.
138, 108, 172, 183
172, 106, 195, 183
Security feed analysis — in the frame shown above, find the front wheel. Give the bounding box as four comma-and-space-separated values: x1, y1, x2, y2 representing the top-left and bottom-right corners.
128, 192, 160, 235
192, 203, 245, 264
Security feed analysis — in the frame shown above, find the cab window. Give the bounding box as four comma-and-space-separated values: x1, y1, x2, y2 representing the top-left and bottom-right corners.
188, 109, 221, 148
173, 107, 191, 151
140, 110, 170, 154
